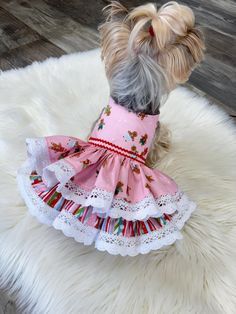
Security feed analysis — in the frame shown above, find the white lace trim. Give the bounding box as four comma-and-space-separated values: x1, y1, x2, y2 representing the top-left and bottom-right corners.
42, 159, 76, 188
26, 138, 51, 176
57, 180, 194, 221
17, 161, 196, 256
110, 191, 193, 220
57, 181, 113, 208
52, 205, 196, 256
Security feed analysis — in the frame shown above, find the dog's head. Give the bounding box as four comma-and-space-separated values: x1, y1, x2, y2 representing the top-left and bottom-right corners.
98, 1, 205, 114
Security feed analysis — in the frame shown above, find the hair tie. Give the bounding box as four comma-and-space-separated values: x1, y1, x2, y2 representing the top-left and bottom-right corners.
148, 25, 155, 37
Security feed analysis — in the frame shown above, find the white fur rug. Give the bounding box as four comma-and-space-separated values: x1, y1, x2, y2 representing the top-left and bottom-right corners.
0, 48, 236, 314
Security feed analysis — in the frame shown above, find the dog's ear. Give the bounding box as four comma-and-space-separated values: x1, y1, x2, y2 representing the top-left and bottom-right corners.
102, 1, 129, 22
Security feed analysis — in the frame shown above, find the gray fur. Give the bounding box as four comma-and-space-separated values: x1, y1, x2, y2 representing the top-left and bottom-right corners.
109, 53, 169, 115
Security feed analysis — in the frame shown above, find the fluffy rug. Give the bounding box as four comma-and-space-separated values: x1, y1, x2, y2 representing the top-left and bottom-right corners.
0, 48, 235, 314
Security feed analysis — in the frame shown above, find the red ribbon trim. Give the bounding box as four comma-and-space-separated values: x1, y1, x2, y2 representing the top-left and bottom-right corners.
88, 137, 146, 164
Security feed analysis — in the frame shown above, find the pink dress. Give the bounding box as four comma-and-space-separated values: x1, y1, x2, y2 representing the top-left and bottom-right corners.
17, 97, 196, 256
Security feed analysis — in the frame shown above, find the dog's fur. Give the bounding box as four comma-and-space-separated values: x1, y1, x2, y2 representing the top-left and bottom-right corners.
98, 1, 205, 167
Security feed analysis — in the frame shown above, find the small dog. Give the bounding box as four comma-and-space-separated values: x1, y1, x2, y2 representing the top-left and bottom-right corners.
97, 1, 205, 167
17, 1, 205, 255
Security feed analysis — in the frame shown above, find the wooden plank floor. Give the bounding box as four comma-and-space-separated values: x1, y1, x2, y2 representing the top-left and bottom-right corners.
45, 0, 236, 114
0, 0, 235, 116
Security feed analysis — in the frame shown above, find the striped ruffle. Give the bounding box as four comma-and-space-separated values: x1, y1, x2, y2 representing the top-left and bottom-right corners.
17, 162, 196, 256
30, 171, 177, 236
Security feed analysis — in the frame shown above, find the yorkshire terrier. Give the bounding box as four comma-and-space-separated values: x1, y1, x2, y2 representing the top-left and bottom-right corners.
97, 1, 205, 167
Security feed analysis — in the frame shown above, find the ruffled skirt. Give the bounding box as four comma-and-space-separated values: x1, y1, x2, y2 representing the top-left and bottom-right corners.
17, 135, 196, 256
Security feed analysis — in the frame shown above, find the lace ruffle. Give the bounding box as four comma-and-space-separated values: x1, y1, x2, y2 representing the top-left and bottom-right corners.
57, 181, 113, 209
26, 138, 51, 176
43, 159, 76, 188
105, 190, 193, 220
53, 210, 186, 256
56, 179, 193, 221
93, 201, 195, 256
17, 161, 196, 257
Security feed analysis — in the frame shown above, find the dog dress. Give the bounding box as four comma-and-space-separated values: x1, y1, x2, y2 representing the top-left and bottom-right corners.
17, 97, 196, 256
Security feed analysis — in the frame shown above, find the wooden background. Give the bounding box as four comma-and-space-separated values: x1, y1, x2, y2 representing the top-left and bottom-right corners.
0, 0, 235, 114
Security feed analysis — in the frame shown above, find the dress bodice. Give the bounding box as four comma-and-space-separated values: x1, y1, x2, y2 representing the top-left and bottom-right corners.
89, 97, 159, 164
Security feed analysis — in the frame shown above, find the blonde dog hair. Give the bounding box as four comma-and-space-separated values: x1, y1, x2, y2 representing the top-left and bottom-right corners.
97, 1, 205, 167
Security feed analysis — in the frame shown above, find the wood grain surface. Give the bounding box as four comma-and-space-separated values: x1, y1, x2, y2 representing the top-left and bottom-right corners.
0, 0, 235, 114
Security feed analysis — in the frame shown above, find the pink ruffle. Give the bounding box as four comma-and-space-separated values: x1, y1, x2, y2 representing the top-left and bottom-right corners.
25, 136, 189, 221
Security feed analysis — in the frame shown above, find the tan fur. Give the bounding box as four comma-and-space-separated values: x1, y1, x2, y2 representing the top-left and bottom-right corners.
97, 1, 205, 168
